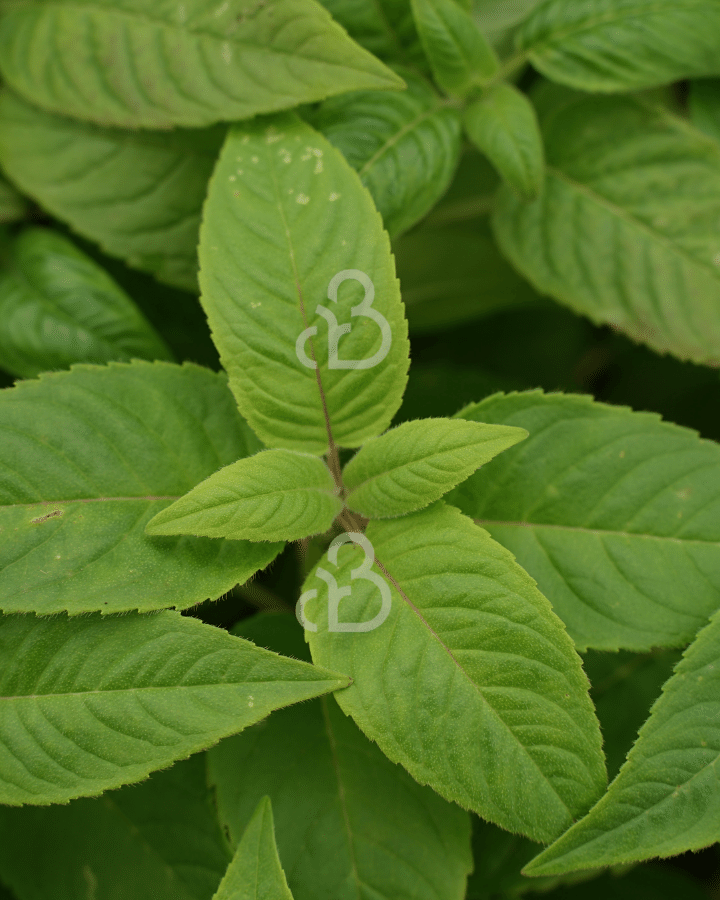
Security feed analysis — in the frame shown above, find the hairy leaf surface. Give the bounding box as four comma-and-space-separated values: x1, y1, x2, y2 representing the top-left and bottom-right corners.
0, 228, 173, 378
311, 69, 462, 238
343, 417, 527, 518
0, 0, 404, 128
517, 0, 720, 93
147, 450, 340, 542
493, 89, 720, 365
464, 82, 544, 200
210, 613, 473, 900
0, 609, 349, 805
0, 360, 282, 615
525, 608, 720, 874
449, 391, 720, 651
0, 89, 223, 291
0, 756, 231, 900
213, 797, 293, 900
305, 501, 606, 843
199, 114, 409, 454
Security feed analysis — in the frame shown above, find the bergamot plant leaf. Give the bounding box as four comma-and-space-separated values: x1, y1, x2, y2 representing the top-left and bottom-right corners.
198, 113, 410, 454
0, 228, 173, 379
342, 416, 527, 518
310, 68, 463, 238
524, 607, 720, 875
0, 0, 405, 129
689, 77, 720, 140
464, 82, 545, 201
303, 501, 607, 844
212, 797, 293, 900
146, 449, 341, 542
209, 613, 473, 900
0, 171, 25, 224
493, 88, 720, 365
516, 0, 720, 94
448, 391, 720, 652
0, 608, 350, 805
0, 89, 224, 291
0, 756, 232, 900
0, 360, 283, 615
410, 0, 498, 96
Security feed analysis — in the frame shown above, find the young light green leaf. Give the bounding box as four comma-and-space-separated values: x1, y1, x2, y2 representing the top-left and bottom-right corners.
210, 613, 473, 900
493, 89, 720, 365
213, 797, 293, 900
147, 450, 341, 542
410, 0, 498, 96
0, 360, 282, 616
0, 609, 350, 806
0, 228, 173, 378
304, 501, 607, 844
343, 416, 527, 518
516, 0, 720, 93
464, 82, 544, 200
0, 756, 232, 900
199, 113, 409, 454
0, 0, 404, 129
524, 608, 720, 875
0, 172, 25, 224
0, 89, 224, 291
309, 69, 462, 238
449, 390, 720, 652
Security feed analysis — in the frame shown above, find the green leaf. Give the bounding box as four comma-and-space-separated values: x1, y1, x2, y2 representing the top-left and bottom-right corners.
319, 0, 427, 68
410, 0, 498, 96
343, 416, 527, 518
689, 77, 720, 141
516, 0, 720, 93
0, 0, 404, 129
449, 390, 720, 652
524, 607, 720, 875
493, 88, 720, 366
0, 228, 173, 379
0, 172, 25, 224
464, 82, 544, 200
309, 69, 462, 238
209, 613, 473, 900
0, 89, 224, 291
199, 113, 410, 454
0, 360, 282, 615
0, 756, 232, 900
213, 797, 293, 900
304, 501, 606, 843
147, 449, 341, 542
0, 608, 350, 805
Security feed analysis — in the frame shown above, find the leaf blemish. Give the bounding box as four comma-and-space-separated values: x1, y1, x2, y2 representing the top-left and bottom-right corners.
31, 509, 64, 524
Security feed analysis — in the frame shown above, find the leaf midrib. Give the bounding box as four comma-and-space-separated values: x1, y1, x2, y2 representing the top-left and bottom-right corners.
476, 518, 720, 546
346, 441, 475, 495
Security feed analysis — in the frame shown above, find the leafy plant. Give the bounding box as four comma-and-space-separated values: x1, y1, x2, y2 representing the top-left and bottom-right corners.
0, 0, 719, 898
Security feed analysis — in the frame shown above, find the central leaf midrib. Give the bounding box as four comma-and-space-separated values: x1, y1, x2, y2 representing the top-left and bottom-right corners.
0, 680, 330, 702
347, 444, 469, 494
475, 518, 720, 546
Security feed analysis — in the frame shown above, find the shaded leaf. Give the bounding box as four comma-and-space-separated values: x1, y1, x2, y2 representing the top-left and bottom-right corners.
0, 172, 25, 224
0, 360, 282, 615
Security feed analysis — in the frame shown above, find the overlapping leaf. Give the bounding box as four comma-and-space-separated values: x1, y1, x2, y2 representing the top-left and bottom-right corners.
198, 113, 409, 454
304, 501, 606, 843
147, 450, 341, 542
310, 69, 462, 238
525, 608, 720, 875
0, 756, 232, 900
493, 89, 720, 365
0, 89, 222, 291
0, 172, 24, 224
517, 0, 720, 93
689, 77, 720, 140
0, 0, 404, 129
210, 613, 473, 900
319, 0, 426, 68
213, 797, 293, 900
0, 609, 349, 805
343, 416, 527, 517
464, 82, 544, 200
0, 360, 282, 615
0, 228, 173, 378
449, 391, 720, 651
